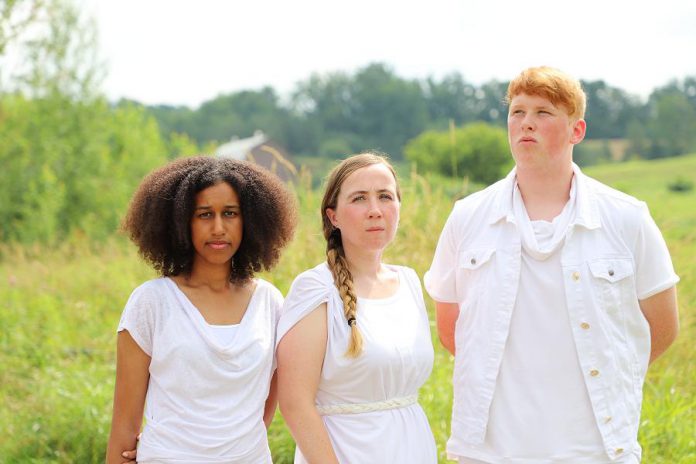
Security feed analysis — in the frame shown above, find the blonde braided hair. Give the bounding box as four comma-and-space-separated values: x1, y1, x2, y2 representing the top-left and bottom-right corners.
320, 153, 401, 357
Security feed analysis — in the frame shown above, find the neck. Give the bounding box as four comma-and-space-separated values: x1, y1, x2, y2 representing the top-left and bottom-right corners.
516, 162, 574, 221
341, 243, 384, 279
186, 260, 232, 291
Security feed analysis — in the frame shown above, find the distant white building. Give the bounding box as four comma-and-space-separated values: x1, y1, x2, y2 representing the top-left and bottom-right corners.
215, 130, 296, 182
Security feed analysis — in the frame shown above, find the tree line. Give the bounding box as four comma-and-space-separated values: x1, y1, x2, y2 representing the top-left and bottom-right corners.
145, 63, 696, 161
2, 0, 695, 245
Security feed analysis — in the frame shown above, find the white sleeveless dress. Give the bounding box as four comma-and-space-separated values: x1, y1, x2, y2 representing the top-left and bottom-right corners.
277, 263, 437, 464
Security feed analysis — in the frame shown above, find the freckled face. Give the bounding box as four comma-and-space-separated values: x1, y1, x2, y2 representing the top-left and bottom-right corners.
190, 182, 243, 268
326, 164, 400, 253
507, 93, 586, 170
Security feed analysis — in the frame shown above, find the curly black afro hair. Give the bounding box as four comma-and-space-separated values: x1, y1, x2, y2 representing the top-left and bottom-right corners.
122, 156, 297, 283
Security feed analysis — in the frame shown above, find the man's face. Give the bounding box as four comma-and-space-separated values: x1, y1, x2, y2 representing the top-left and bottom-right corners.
507, 93, 586, 171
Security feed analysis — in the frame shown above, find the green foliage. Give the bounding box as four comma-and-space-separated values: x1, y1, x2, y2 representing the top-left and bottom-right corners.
583, 80, 644, 139
648, 92, 696, 158
404, 122, 511, 183
0, 94, 169, 243
292, 63, 429, 158
574, 139, 612, 166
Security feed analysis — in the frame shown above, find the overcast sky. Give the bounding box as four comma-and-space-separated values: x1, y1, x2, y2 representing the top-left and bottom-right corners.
84, 0, 696, 108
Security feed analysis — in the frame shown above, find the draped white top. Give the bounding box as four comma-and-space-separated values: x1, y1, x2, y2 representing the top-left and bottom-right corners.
118, 277, 281, 464
277, 263, 437, 464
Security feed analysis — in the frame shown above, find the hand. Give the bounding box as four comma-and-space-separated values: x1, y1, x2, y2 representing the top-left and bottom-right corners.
120, 433, 140, 463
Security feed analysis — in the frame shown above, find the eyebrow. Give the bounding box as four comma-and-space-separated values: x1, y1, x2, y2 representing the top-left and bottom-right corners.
194, 204, 240, 210
510, 103, 556, 111
346, 189, 395, 196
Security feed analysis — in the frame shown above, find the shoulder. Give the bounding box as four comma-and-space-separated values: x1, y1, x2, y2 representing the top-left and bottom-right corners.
453, 180, 503, 210
582, 174, 649, 225
388, 264, 420, 283
119, 278, 170, 337
448, 176, 509, 226
253, 278, 284, 306
289, 262, 334, 291
126, 278, 170, 307
388, 264, 424, 297
584, 174, 644, 209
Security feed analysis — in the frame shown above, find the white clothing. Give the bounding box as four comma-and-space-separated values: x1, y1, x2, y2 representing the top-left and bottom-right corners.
425, 164, 679, 462
458, 184, 625, 463
207, 322, 240, 346
117, 277, 282, 464
277, 263, 437, 464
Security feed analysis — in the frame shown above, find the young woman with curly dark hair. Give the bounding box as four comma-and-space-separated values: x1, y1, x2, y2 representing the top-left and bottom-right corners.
106, 156, 297, 464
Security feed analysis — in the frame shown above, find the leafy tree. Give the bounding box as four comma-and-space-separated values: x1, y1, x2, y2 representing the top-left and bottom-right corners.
292, 63, 428, 158
647, 91, 696, 158
423, 73, 478, 128
405, 122, 511, 183
3, 0, 102, 99
349, 63, 428, 157
582, 80, 644, 139
0, 0, 169, 244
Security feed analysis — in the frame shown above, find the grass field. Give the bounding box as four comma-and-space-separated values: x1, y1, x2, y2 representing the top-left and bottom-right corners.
1, 155, 694, 463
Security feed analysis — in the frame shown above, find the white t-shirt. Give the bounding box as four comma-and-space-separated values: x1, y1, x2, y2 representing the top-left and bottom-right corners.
276, 263, 437, 464
207, 322, 240, 346
425, 165, 679, 460
458, 183, 636, 463
117, 277, 282, 464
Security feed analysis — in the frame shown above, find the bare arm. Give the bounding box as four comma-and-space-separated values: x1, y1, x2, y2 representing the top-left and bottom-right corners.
276, 303, 339, 464
436, 301, 459, 356
639, 286, 679, 364
263, 371, 278, 428
105, 330, 150, 464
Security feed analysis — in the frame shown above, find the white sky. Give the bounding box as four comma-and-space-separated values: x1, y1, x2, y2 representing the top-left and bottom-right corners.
83, 0, 696, 108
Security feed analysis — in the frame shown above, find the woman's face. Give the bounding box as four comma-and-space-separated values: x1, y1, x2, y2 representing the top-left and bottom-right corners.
189, 181, 243, 269
325, 163, 400, 254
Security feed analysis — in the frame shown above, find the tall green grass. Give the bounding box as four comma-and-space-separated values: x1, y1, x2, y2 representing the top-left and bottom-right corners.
1, 155, 694, 463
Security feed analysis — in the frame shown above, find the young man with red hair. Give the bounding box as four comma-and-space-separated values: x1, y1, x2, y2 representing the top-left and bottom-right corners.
426, 66, 679, 463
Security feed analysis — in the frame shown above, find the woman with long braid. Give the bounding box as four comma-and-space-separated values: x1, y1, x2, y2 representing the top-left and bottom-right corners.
276, 153, 437, 463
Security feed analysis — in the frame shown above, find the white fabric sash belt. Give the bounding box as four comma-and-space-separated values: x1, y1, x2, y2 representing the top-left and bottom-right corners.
315, 394, 418, 415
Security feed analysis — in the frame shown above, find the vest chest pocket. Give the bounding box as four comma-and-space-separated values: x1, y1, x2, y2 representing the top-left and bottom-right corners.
457, 248, 496, 305
588, 257, 636, 312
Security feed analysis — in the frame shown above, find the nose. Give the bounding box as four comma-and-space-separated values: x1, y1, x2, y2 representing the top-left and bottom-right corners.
367, 198, 382, 218
522, 113, 535, 131
212, 214, 225, 235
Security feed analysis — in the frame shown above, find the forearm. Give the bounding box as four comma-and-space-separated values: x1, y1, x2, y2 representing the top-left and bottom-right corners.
639, 286, 679, 365
105, 419, 140, 464
281, 403, 339, 464
436, 302, 459, 356
106, 330, 150, 463
439, 329, 456, 355
263, 372, 278, 428
648, 320, 679, 364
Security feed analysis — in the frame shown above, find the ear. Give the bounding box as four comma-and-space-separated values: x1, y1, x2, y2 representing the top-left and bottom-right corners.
570, 118, 587, 145
325, 208, 339, 228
